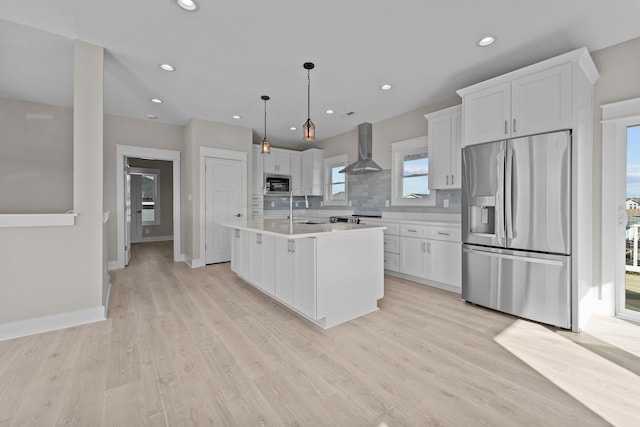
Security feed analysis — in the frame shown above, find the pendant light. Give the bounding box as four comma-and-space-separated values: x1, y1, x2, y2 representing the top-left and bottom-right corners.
303, 62, 315, 142
261, 95, 271, 154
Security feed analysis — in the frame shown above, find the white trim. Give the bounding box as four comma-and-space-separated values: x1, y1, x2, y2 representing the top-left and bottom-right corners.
324, 154, 348, 206
199, 146, 248, 268
601, 97, 640, 321
390, 135, 435, 207
0, 213, 78, 228
136, 235, 174, 243
0, 306, 105, 342
115, 145, 182, 269
103, 281, 112, 318
129, 167, 161, 226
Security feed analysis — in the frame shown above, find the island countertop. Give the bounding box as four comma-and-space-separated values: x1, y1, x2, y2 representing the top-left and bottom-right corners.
218, 218, 386, 238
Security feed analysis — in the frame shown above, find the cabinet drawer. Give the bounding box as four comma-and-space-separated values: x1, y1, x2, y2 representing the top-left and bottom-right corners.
400, 224, 429, 237
383, 235, 400, 254
384, 252, 400, 272
428, 226, 461, 242
383, 223, 400, 236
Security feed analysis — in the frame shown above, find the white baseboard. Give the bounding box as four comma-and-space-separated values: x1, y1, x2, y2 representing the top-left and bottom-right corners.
107, 260, 121, 271
184, 256, 205, 268
132, 235, 174, 243
0, 306, 106, 342
385, 270, 462, 294
103, 282, 112, 318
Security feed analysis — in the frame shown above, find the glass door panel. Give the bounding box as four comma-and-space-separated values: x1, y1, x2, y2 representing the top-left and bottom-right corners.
625, 125, 640, 313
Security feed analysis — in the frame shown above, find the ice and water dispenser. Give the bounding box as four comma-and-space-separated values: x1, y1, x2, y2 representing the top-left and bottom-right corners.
468, 195, 496, 235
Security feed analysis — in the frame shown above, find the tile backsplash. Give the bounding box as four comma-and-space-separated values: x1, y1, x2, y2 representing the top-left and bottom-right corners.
264, 170, 460, 215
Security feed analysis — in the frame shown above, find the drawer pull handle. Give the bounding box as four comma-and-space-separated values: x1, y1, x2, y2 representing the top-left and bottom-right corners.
437, 232, 450, 236
407, 229, 418, 233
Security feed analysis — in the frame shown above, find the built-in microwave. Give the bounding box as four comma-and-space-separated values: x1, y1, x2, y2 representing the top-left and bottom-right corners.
264, 174, 291, 194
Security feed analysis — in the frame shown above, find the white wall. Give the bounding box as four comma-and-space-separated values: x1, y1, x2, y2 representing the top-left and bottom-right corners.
181, 118, 253, 263
0, 97, 73, 213
314, 96, 461, 170
0, 41, 105, 335
103, 115, 183, 261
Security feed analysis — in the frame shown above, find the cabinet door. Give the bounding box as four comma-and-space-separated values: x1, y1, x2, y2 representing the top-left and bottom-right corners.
252, 145, 264, 195
274, 238, 294, 305
301, 149, 324, 195
292, 238, 317, 319
249, 232, 264, 285
400, 237, 428, 279
276, 152, 291, 174
427, 113, 452, 190
290, 153, 302, 189
462, 82, 511, 146
263, 152, 278, 174
230, 229, 242, 274
510, 63, 572, 137
450, 110, 462, 189
427, 239, 461, 288
262, 235, 276, 295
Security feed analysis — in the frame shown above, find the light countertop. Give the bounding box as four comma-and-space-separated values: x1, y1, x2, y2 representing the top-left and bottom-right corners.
219, 218, 386, 239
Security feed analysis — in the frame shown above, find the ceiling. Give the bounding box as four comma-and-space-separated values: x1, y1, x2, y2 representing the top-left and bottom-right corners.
1, 0, 640, 149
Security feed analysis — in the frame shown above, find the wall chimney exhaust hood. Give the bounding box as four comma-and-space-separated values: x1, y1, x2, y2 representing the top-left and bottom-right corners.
339, 122, 383, 174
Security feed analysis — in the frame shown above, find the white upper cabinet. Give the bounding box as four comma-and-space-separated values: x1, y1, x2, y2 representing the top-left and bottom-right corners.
263, 148, 291, 174
460, 60, 576, 146
290, 152, 302, 189
425, 105, 462, 189
510, 63, 572, 137
301, 148, 324, 196
252, 145, 264, 195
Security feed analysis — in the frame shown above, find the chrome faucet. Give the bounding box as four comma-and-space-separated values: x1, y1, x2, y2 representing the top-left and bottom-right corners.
289, 186, 309, 231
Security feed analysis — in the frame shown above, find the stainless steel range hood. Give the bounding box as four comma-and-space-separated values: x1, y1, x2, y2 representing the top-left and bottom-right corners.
339, 122, 383, 174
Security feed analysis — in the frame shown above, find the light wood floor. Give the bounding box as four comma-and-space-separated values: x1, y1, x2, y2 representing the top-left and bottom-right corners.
1, 241, 638, 426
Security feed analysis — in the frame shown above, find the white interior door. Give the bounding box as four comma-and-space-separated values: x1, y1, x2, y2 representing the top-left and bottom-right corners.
130, 174, 143, 243
125, 164, 132, 266
205, 157, 244, 264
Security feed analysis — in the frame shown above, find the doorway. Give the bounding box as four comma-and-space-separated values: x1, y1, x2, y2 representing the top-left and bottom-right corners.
602, 97, 640, 322
115, 145, 181, 269
624, 125, 640, 316
204, 157, 244, 264
199, 146, 247, 267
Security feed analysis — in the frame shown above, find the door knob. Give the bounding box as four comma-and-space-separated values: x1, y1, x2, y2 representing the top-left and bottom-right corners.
236, 213, 242, 218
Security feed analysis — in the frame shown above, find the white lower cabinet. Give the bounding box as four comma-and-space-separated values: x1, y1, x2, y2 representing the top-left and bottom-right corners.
230, 229, 251, 279
427, 239, 461, 287
399, 236, 429, 279
249, 232, 275, 295
274, 237, 317, 318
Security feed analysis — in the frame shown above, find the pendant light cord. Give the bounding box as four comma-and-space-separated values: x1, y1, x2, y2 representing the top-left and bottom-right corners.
264, 99, 267, 140
307, 69, 311, 121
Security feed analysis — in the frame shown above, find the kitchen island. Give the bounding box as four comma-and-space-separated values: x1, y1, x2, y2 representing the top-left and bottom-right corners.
219, 218, 385, 328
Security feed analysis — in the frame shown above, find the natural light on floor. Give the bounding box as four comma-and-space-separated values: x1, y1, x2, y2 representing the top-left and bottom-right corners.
494, 318, 640, 426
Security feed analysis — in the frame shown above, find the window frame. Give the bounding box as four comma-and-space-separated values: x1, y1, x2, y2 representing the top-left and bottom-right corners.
391, 136, 435, 206
129, 167, 161, 226
323, 154, 348, 206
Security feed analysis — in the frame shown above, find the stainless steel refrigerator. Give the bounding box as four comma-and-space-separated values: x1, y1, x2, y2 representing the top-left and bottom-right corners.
461, 130, 571, 329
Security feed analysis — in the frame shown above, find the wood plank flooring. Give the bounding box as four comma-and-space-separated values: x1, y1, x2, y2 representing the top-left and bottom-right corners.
0, 241, 638, 426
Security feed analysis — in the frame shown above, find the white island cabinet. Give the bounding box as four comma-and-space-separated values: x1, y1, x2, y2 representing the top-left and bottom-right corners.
223, 219, 385, 329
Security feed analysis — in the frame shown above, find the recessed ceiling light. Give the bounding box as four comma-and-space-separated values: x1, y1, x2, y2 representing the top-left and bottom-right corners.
159, 63, 175, 72
151, 98, 163, 104
289, 127, 297, 131
232, 115, 241, 119
147, 114, 158, 120
177, 0, 199, 11
477, 36, 496, 47
325, 109, 334, 114
380, 84, 392, 90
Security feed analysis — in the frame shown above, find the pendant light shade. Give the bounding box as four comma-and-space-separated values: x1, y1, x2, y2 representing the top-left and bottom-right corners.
261, 95, 271, 155
303, 62, 315, 142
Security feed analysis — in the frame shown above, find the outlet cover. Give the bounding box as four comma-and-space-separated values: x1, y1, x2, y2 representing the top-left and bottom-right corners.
443, 199, 449, 208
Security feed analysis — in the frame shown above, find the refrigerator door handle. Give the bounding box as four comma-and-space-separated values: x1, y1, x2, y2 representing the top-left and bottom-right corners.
496, 149, 506, 244
468, 247, 564, 266
505, 148, 514, 240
